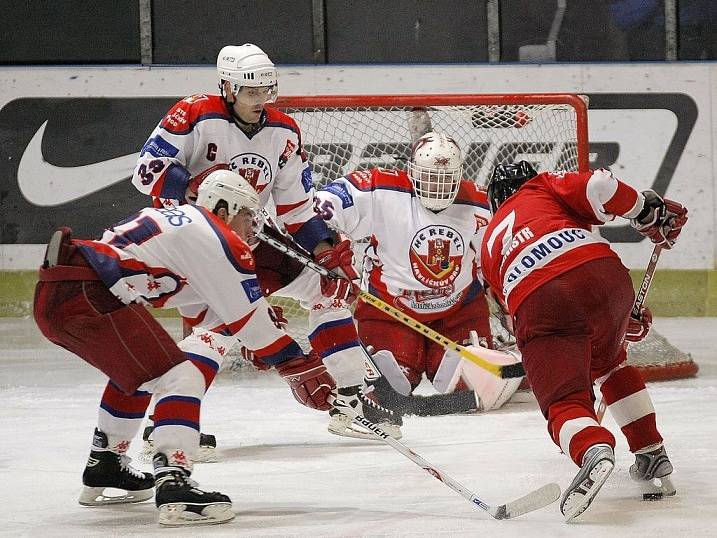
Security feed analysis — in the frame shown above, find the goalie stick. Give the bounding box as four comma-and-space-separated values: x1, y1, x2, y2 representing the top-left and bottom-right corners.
329, 395, 560, 519
255, 228, 525, 380
596, 244, 663, 422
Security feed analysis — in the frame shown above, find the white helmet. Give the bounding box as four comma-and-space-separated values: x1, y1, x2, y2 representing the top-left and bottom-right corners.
217, 44, 278, 100
196, 170, 260, 219
407, 132, 463, 211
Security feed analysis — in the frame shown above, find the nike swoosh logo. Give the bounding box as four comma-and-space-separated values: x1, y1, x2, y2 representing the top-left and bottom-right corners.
18, 121, 140, 206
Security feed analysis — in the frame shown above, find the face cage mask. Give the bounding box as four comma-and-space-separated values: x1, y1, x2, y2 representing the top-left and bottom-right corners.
407, 162, 463, 211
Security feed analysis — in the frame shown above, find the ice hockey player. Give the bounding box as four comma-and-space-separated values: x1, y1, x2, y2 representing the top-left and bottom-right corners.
314, 132, 523, 439
131, 44, 366, 450
480, 161, 688, 521
33, 170, 337, 526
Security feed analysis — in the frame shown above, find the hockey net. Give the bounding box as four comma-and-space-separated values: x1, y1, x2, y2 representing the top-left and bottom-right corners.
226, 94, 697, 381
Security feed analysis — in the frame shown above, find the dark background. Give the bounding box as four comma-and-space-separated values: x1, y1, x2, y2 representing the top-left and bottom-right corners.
1, 1, 715, 65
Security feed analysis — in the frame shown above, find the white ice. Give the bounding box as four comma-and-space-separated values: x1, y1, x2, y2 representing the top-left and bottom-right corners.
1, 316, 715, 537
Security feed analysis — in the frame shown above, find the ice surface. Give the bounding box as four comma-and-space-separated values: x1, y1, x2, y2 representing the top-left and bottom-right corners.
0, 317, 715, 537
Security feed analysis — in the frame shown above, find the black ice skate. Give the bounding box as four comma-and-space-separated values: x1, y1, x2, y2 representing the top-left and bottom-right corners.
78, 428, 154, 506
328, 384, 403, 440
560, 444, 615, 522
153, 452, 234, 526
630, 443, 676, 498
141, 420, 217, 463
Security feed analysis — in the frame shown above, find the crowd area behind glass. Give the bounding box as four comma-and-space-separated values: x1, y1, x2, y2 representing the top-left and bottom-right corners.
1, 1, 715, 66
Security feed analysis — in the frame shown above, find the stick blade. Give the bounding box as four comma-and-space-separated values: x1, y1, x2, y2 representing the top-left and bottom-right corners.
490, 483, 561, 520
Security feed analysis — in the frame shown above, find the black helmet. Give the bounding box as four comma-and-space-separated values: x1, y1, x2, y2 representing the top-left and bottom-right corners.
486, 161, 538, 213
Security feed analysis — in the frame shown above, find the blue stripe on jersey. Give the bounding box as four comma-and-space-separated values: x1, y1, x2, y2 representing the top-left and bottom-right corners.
261, 340, 304, 366
461, 278, 484, 304
76, 245, 150, 289
159, 163, 191, 201
196, 208, 254, 274
160, 112, 233, 135
291, 215, 332, 253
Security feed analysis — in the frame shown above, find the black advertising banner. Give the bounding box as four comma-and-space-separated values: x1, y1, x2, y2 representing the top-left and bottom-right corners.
0, 98, 177, 243
0, 94, 696, 244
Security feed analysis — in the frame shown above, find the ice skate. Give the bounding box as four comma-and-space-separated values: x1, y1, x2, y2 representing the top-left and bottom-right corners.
78, 428, 154, 506
328, 384, 402, 440
140, 421, 217, 463
153, 452, 234, 526
630, 443, 676, 499
560, 444, 615, 522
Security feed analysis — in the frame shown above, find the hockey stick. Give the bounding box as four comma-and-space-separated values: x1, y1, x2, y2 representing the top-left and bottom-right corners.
255, 229, 524, 380
596, 244, 663, 422
329, 395, 560, 519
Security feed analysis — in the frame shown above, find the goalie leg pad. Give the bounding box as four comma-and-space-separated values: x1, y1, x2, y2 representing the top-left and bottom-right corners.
459, 346, 524, 411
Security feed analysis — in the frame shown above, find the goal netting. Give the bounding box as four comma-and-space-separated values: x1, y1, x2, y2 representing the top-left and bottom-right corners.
225, 94, 698, 382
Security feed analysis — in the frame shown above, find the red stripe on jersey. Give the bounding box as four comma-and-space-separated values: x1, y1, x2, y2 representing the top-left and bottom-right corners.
183, 309, 208, 328
603, 180, 640, 216
276, 198, 310, 216
345, 168, 413, 192
454, 181, 490, 208
222, 310, 254, 335
160, 94, 230, 134
264, 107, 301, 140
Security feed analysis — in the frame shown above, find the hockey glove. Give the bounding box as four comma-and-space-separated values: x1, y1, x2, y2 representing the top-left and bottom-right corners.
625, 306, 653, 343
314, 240, 360, 304
186, 163, 230, 203
631, 190, 688, 249
276, 352, 336, 411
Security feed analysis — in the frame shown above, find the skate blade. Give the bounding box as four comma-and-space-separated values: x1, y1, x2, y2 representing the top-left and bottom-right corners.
563, 459, 615, 522
158, 502, 235, 526
78, 486, 153, 506
639, 473, 676, 498
328, 421, 402, 441
139, 441, 217, 464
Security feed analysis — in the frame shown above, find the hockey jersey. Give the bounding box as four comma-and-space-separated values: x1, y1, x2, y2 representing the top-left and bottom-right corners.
480, 169, 644, 313
132, 94, 330, 253
75, 205, 302, 364
315, 168, 492, 322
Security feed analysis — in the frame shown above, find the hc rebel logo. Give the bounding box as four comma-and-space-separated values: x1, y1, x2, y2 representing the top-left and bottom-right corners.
229, 152, 273, 194
409, 225, 465, 288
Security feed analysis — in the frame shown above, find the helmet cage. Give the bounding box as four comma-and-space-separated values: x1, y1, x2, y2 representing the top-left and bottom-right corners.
486, 161, 538, 213
408, 132, 463, 211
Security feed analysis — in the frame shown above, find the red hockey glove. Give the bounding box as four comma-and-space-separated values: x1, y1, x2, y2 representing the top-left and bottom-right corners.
276, 352, 336, 411
625, 306, 653, 343
186, 163, 230, 202
631, 190, 688, 249
314, 240, 360, 304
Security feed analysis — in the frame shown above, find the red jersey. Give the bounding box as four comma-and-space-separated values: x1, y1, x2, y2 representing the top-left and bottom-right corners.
480, 169, 644, 313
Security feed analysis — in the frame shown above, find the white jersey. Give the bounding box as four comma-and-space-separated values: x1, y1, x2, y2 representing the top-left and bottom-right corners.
132, 94, 330, 253
315, 168, 492, 321
75, 205, 302, 362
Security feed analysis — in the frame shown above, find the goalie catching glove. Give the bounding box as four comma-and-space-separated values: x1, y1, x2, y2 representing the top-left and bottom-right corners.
631, 190, 688, 249
625, 306, 653, 343
314, 239, 360, 304
276, 351, 336, 411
